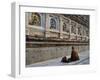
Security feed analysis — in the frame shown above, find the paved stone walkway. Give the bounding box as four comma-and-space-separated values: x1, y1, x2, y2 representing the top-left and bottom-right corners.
26, 50, 89, 67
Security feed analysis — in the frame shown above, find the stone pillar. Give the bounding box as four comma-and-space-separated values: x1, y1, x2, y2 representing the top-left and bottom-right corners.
59, 16, 63, 39
25, 12, 30, 36
76, 23, 78, 40
81, 25, 83, 41
45, 14, 50, 38
69, 19, 72, 40
74, 22, 78, 40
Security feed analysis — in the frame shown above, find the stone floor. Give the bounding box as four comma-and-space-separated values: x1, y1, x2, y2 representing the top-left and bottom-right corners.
26, 50, 89, 67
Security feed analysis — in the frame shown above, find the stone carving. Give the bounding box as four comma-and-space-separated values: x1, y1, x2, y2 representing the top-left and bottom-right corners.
86, 29, 89, 36
83, 28, 86, 36
50, 18, 57, 29
62, 22, 69, 33
71, 21, 76, 34
29, 13, 41, 26
63, 23, 66, 31
78, 26, 82, 35
82, 27, 89, 36
27, 13, 89, 41
49, 15, 60, 30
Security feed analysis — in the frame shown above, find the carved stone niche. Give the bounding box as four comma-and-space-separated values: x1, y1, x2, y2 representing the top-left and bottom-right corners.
77, 25, 82, 36
50, 18, 57, 29
28, 13, 41, 26
62, 17, 70, 33
71, 21, 76, 34
49, 14, 59, 30
62, 22, 70, 33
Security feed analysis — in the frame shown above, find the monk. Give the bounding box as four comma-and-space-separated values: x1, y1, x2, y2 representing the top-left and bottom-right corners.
71, 46, 80, 61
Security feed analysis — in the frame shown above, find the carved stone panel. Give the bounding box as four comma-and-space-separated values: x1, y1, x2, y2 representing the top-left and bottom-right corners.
49, 15, 59, 30
29, 13, 41, 26
71, 21, 76, 34
78, 26, 82, 35
50, 18, 57, 29
62, 22, 70, 33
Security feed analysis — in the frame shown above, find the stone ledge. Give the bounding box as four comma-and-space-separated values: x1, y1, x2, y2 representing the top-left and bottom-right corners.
26, 35, 89, 42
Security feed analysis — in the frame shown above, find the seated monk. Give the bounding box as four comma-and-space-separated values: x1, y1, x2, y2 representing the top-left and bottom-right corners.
61, 56, 68, 63
71, 46, 80, 61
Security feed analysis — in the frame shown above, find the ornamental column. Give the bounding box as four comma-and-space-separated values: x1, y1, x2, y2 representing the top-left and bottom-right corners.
75, 23, 78, 40
45, 14, 50, 38
59, 16, 63, 39
69, 19, 72, 41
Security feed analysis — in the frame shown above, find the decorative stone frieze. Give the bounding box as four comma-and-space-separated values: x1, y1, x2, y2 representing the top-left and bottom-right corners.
26, 12, 89, 41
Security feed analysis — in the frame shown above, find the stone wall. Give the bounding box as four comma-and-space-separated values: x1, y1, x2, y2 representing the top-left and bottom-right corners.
26, 13, 89, 42
26, 45, 89, 65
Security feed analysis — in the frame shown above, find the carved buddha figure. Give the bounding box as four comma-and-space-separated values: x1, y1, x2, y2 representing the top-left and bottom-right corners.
50, 18, 57, 29
29, 13, 41, 26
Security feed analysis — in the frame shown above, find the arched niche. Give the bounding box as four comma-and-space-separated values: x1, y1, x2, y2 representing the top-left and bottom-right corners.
71, 21, 76, 34
29, 13, 41, 26
50, 18, 57, 29
78, 25, 82, 35
49, 15, 60, 30
62, 22, 70, 33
